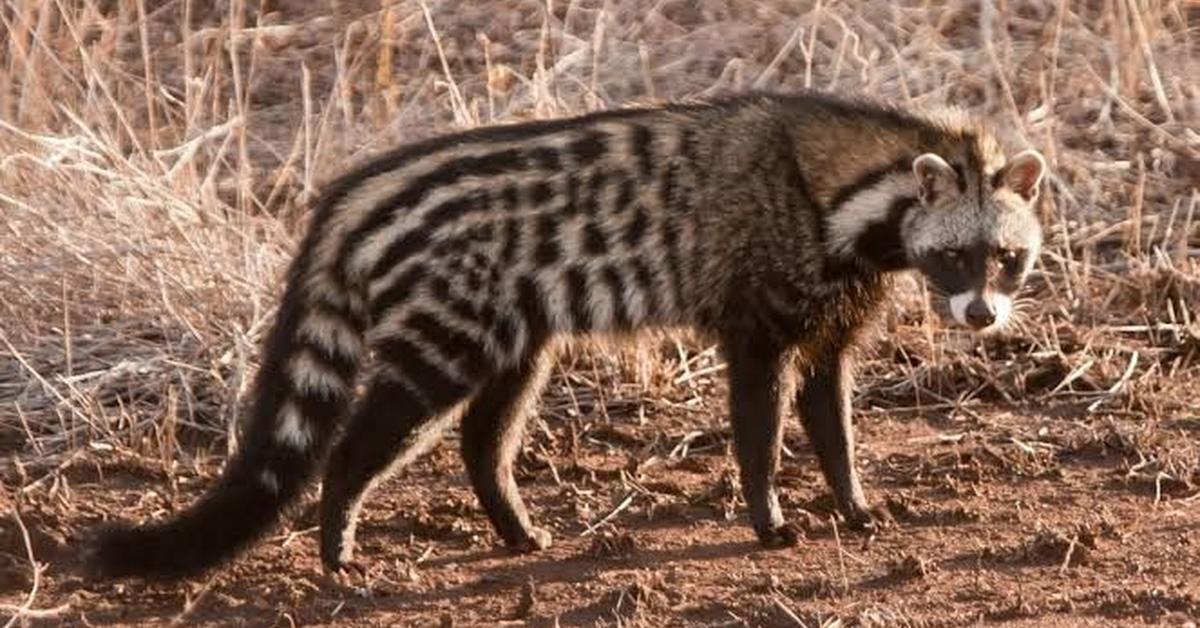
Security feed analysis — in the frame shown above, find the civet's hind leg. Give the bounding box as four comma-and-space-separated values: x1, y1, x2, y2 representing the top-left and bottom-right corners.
460, 345, 554, 552
319, 370, 472, 572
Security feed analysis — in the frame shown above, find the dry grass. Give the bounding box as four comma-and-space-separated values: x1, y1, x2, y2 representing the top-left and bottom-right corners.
0, 0, 1198, 624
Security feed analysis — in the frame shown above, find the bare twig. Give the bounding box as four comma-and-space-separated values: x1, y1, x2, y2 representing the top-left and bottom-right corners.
582, 491, 636, 536
0, 497, 69, 627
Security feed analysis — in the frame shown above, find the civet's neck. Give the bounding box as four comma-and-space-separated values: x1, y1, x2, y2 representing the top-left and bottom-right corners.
822, 167, 918, 273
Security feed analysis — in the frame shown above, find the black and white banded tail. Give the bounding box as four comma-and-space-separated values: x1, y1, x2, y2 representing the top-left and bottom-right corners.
85, 205, 365, 579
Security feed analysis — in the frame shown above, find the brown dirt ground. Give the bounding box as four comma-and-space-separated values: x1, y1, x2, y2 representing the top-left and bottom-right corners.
5, 371, 1200, 626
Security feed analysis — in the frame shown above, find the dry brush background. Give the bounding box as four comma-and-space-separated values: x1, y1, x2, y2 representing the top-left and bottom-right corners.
1, 0, 1199, 626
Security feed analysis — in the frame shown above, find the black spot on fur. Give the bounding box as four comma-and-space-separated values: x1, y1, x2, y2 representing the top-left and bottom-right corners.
534, 215, 561, 266
679, 129, 699, 163
614, 175, 635, 214
659, 163, 676, 210
565, 266, 592, 330
583, 221, 608, 256
469, 222, 493, 243
658, 169, 687, 306
526, 146, 562, 170
602, 266, 631, 328
501, 184, 520, 211
492, 314, 519, 355
630, 259, 658, 316
516, 276, 548, 338
501, 218, 521, 265
583, 170, 607, 215
563, 174, 581, 215
625, 205, 649, 248
570, 131, 609, 165
430, 276, 452, 301
951, 163, 967, 193
527, 180, 554, 207
991, 167, 1006, 191
631, 125, 655, 180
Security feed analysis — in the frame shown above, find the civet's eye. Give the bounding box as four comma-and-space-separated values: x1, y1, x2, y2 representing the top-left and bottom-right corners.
942, 249, 964, 268
998, 248, 1023, 271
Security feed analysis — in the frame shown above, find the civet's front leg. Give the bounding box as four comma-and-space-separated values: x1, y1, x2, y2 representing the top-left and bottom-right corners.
796, 351, 874, 530
722, 335, 797, 547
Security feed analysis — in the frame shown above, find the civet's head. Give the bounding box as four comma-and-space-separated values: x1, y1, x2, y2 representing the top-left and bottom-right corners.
903, 149, 1046, 333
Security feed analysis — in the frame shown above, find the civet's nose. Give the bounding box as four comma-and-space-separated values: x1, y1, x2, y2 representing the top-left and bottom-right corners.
965, 298, 996, 329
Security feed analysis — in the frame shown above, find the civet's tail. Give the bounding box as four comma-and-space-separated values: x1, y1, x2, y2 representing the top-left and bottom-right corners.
86, 210, 365, 579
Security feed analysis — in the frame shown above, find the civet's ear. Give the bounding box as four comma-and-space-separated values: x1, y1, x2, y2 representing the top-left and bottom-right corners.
999, 149, 1046, 202
912, 153, 959, 206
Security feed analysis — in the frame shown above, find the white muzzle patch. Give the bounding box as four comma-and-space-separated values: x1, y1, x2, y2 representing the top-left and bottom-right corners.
949, 291, 975, 327
949, 291, 1013, 332
989, 293, 1012, 328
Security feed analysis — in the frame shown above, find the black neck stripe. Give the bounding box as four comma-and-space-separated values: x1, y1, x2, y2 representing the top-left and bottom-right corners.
827, 157, 912, 214
854, 196, 917, 271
